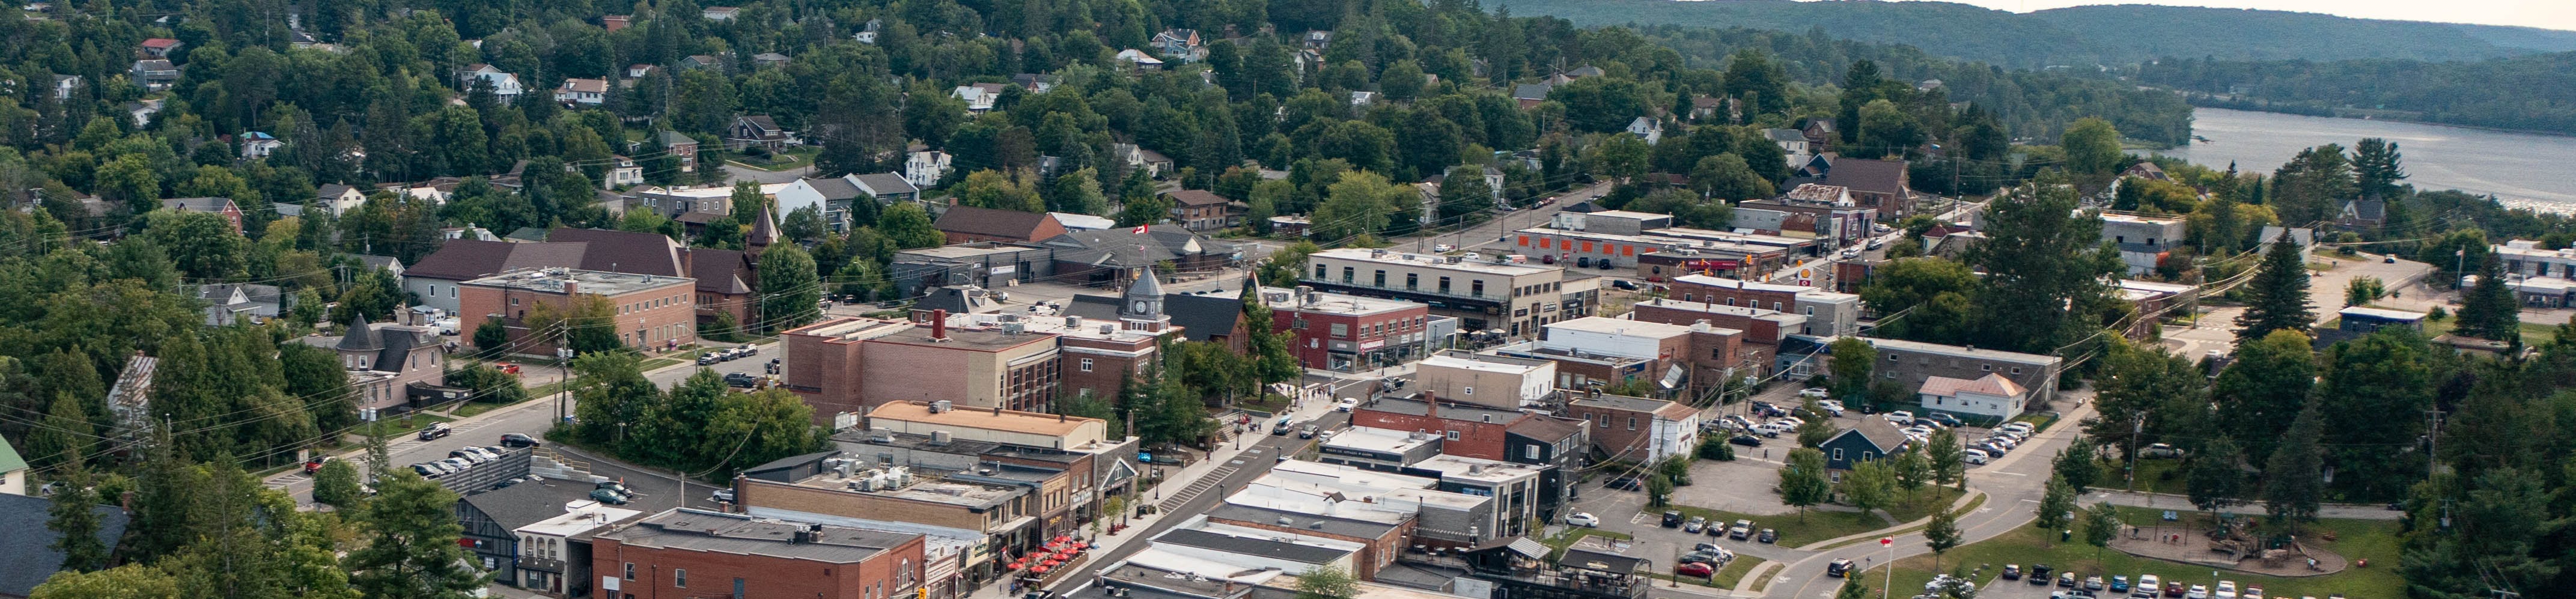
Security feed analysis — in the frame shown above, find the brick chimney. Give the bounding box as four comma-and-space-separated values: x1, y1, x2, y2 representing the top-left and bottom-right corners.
562, 280, 579, 294
930, 309, 948, 340
1424, 391, 1438, 419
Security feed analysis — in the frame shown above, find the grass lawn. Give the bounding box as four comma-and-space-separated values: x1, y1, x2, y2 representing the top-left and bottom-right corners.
2111, 458, 2189, 495
1812, 493, 1989, 551
2011, 412, 2062, 432
1668, 487, 1965, 549
450, 394, 538, 418
1714, 556, 1767, 589
1850, 509, 2405, 599
724, 147, 819, 171
2413, 314, 2559, 346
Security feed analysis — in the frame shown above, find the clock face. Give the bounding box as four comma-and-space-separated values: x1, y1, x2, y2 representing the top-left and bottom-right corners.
1133, 300, 1151, 312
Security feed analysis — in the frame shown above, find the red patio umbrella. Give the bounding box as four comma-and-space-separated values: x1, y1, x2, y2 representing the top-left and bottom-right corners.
1031, 565, 1050, 574
1005, 562, 1023, 570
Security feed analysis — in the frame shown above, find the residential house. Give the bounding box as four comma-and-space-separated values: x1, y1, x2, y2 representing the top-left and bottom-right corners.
589, 508, 929, 599
1821, 158, 1912, 219
0, 431, 25, 496
139, 37, 182, 57
457, 64, 525, 102
1625, 117, 1663, 145
1511, 83, 1553, 109
162, 197, 245, 232
196, 283, 285, 326
1113, 144, 1173, 178
1349, 90, 1377, 106
774, 176, 867, 232
624, 64, 659, 80
603, 155, 645, 189
1688, 96, 1729, 121
1165, 189, 1231, 231
307, 315, 449, 420
316, 183, 368, 216
0, 491, 128, 597
725, 115, 791, 152
601, 14, 631, 31
1009, 73, 1056, 93
1441, 165, 1507, 208
2336, 199, 2387, 230
1564, 393, 1699, 463
852, 172, 921, 204
1113, 49, 1165, 70
934, 205, 1068, 244
751, 52, 790, 68
1801, 118, 1838, 151
952, 82, 1008, 112
1763, 128, 1811, 166
906, 149, 952, 188
554, 78, 608, 105
654, 130, 699, 172
1819, 419, 1908, 470
1914, 373, 2030, 422
2121, 162, 2172, 182
130, 59, 180, 91
701, 5, 738, 19
48, 74, 79, 100
1303, 30, 1333, 49
680, 55, 725, 71
853, 19, 882, 43
1152, 28, 1205, 61
239, 131, 281, 159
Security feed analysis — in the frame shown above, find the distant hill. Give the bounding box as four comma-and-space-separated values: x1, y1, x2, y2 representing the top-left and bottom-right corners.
1496, 0, 2576, 67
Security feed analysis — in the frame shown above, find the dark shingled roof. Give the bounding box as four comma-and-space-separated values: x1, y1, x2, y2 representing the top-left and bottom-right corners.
1166, 293, 1241, 342
339, 314, 383, 351
1507, 416, 1586, 444
936, 205, 1058, 240
1822, 158, 1907, 196
1829, 418, 1911, 455
689, 248, 755, 295
0, 492, 128, 597
1559, 547, 1643, 573
405, 239, 516, 280
549, 227, 686, 276
801, 177, 865, 201
1205, 504, 1402, 540
460, 478, 608, 531
1165, 190, 1229, 207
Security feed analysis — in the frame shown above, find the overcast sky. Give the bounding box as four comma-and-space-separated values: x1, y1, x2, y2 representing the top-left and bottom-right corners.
1925, 1, 2576, 32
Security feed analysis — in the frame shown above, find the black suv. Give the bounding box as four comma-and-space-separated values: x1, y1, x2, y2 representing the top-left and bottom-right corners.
1825, 559, 1854, 578
723, 372, 760, 388
418, 423, 452, 440
499, 433, 542, 448
1660, 511, 1684, 528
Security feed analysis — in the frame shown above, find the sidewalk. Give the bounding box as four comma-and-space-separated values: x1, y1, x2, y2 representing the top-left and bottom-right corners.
969, 392, 1355, 599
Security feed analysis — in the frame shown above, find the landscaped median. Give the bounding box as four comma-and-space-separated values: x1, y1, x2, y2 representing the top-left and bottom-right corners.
1844, 507, 2405, 599
1664, 487, 1967, 549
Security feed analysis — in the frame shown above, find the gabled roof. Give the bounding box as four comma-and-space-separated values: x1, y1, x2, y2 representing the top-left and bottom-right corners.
1916, 373, 2027, 398
1506, 416, 1586, 444
1828, 419, 1910, 455
735, 115, 783, 134
559, 78, 609, 93
132, 59, 175, 71
656, 130, 698, 147
1511, 83, 1552, 100
1821, 158, 1907, 195
318, 183, 357, 199
0, 434, 23, 473
1763, 129, 1808, 143
851, 172, 918, 196
0, 492, 128, 597
936, 205, 1059, 240
797, 177, 865, 201
1166, 189, 1229, 207
162, 197, 234, 213
549, 227, 686, 276
689, 248, 755, 295
140, 37, 181, 49
1166, 293, 1242, 341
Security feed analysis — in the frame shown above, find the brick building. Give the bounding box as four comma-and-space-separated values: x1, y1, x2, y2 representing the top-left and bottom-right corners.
779, 315, 1063, 425
591, 508, 927, 599
1265, 286, 1435, 372
1412, 351, 1556, 409
457, 268, 696, 355
1663, 274, 1863, 336
1303, 248, 1598, 338
1565, 393, 1699, 463
1348, 395, 1532, 461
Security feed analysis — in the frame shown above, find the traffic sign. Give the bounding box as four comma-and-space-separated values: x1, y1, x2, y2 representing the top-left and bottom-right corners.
1879, 537, 1893, 547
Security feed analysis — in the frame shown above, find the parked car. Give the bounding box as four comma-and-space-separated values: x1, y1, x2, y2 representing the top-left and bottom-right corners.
2029, 564, 2053, 585
2140, 443, 2186, 459
499, 433, 543, 448
1827, 558, 1855, 577
1799, 388, 1830, 398
2059, 571, 2078, 588
2215, 580, 2237, 599
1999, 422, 2035, 434
1729, 434, 1764, 447
1336, 398, 1359, 412
1605, 476, 1644, 491
2136, 575, 2160, 595
410, 463, 445, 478
434, 316, 460, 335
1683, 516, 1707, 533
589, 488, 632, 505
2164, 581, 2186, 597
418, 423, 452, 440
1675, 562, 1713, 577
1962, 449, 1991, 464
449, 448, 491, 463
2086, 576, 2107, 591
437, 458, 472, 473
766, 358, 781, 374
697, 353, 720, 365
710, 488, 736, 503
723, 372, 760, 388
1922, 412, 1964, 428
1756, 529, 1777, 543
1611, 279, 1640, 291
1660, 511, 1685, 528
304, 455, 332, 474
2001, 565, 2022, 580
1565, 512, 1601, 527
1884, 411, 1916, 425
2186, 585, 2209, 599
1298, 425, 1320, 439
2241, 586, 2263, 599
2112, 576, 2132, 593
1728, 520, 1753, 540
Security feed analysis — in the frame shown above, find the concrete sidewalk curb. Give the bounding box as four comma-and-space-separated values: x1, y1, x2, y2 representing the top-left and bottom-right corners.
1805, 488, 1988, 550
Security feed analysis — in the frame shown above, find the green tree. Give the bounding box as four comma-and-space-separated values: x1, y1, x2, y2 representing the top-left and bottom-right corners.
1256, 241, 1325, 291
25, 392, 93, 469
27, 565, 184, 599
1646, 473, 1675, 507
45, 455, 108, 572
1311, 171, 1404, 240
1893, 446, 1932, 497
757, 244, 823, 333
1858, 257, 1979, 345
1240, 281, 1300, 386
2260, 402, 2327, 529
2036, 475, 2077, 534
144, 210, 251, 279
1295, 565, 1358, 599
2315, 329, 2434, 499
1923, 507, 1962, 572
2455, 250, 2520, 342
2081, 502, 2122, 558
471, 319, 509, 356
2351, 138, 2406, 200
1826, 337, 1877, 403
1841, 457, 1898, 515
345, 471, 486, 598
1689, 153, 1773, 201
2212, 330, 2316, 463
2185, 436, 2248, 515
1780, 447, 1832, 520
1836, 580, 1872, 599
879, 203, 946, 248
2060, 117, 2124, 177
2053, 437, 2101, 491
1720, 49, 1789, 116
312, 457, 364, 508
1797, 417, 1837, 448
956, 170, 1047, 213
705, 388, 829, 470
1926, 427, 1965, 489
2234, 237, 2315, 342
1968, 172, 2116, 354
2343, 276, 2386, 307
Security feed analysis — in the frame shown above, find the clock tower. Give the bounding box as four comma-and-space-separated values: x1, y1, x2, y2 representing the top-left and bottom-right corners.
1120, 267, 1170, 333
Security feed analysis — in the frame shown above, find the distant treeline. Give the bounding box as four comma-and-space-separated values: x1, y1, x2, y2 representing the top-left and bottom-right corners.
2139, 53, 2576, 136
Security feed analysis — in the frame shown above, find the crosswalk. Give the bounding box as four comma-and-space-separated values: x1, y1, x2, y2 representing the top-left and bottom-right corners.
1158, 466, 1238, 512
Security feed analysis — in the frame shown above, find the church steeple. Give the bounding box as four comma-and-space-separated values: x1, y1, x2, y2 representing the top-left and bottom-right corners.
1121, 267, 1169, 332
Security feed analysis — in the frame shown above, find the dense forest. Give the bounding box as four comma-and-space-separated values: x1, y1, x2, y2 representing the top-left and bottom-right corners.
1493, 0, 2576, 67
2138, 52, 2576, 136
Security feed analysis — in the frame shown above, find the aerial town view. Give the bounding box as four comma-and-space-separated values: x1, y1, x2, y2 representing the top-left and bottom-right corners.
1, 0, 2573, 598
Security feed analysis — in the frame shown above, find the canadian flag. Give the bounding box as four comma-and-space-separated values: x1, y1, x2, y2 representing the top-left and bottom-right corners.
1879, 537, 1894, 547
1133, 225, 1150, 235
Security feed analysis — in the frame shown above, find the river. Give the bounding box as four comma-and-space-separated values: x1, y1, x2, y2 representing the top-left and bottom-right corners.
2161, 108, 2576, 213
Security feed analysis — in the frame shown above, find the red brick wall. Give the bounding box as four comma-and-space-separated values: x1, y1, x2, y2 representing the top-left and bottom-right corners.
592, 529, 925, 599
1630, 303, 1786, 344
1665, 279, 1800, 313
1349, 406, 1516, 460
456, 281, 696, 357
1565, 403, 1653, 461
1059, 338, 1152, 401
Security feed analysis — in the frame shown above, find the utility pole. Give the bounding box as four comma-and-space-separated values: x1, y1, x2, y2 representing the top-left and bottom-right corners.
556, 323, 574, 425
2126, 413, 2143, 495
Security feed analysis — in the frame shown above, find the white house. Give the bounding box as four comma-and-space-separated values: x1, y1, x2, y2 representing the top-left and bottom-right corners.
0, 434, 26, 495
554, 78, 608, 105
457, 64, 524, 101
905, 149, 952, 189
773, 175, 865, 232
239, 131, 282, 159
1915, 373, 2028, 421
950, 83, 1006, 112
1626, 117, 1663, 145
1115, 49, 1165, 70
603, 156, 645, 189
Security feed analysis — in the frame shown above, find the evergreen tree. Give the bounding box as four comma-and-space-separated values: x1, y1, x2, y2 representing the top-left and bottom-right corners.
2036, 475, 2076, 534
345, 471, 486, 599
25, 392, 92, 469
2261, 402, 2327, 529
2316, 329, 2434, 499
2235, 236, 2315, 342
2351, 138, 2407, 201
2185, 436, 2247, 515
1239, 278, 1300, 387
1968, 172, 2116, 354
2455, 250, 2520, 342
45, 451, 109, 572
2212, 330, 2316, 464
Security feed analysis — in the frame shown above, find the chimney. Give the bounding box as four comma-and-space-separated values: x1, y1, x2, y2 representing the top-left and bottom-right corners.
930, 309, 948, 340
1423, 392, 1438, 419
562, 280, 579, 294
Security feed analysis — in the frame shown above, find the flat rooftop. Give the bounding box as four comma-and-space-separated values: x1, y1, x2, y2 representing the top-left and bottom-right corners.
518, 502, 644, 537
787, 317, 914, 341
869, 401, 1105, 442
1672, 273, 1815, 295
1316, 426, 1439, 455
1311, 248, 1557, 277
2101, 212, 2188, 225
1155, 528, 1352, 565
1568, 393, 1685, 415
1267, 286, 1422, 317
596, 508, 919, 564
1579, 210, 1671, 221
945, 310, 1162, 343
901, 243, 1043, 259
1417, 352, 1550, 374
1411, 454, 1542, 483
1356, 396, 1527, 424
1863, 336, 2061, 366
2339, 306, 2427, 321
1630, 298, 1808, 323
868, 321, 1059, 351
1545, 316, 1694, 339
1520, 227, 1776, 254
461, 267, 693, 296
785, 466, 1026, 511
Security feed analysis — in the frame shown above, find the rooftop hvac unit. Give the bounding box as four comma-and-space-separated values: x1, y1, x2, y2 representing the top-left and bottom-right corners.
1002, 322, 1026, 335
1065, 316, 1083, 329
871, 427, 895, 442
930, 430, 952, 445
930, 400, 952, 413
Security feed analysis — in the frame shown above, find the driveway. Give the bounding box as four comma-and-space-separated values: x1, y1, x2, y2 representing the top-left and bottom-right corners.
722, 162, 812, 184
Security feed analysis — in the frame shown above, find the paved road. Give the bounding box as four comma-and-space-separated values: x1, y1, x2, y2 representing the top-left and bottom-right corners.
1037, 409, 1355, 593
722, 162, 814, 184
1767, 391, 2098, 599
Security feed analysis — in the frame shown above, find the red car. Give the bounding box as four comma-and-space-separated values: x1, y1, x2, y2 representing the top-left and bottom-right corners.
496, 362, 522, 375
1676, 562, 1714, 577
2165, 581, 2187, 597
303, 455, 331, 474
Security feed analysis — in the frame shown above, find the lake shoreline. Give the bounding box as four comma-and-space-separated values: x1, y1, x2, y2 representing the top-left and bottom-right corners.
2161, 108, 2576, 214
2175, 98, 2576, 142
